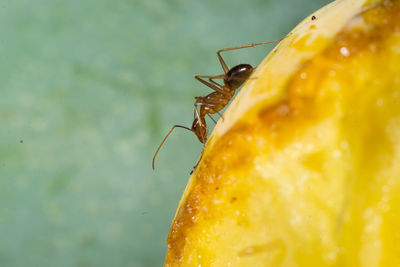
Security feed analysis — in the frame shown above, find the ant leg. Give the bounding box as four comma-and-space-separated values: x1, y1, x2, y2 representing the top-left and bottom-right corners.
216, 111, 224, 121
195, 96, 227, 108
191, 151, 203, 174
217, 39, 283, 74
195, 99, 227, 123
194, 103, 202, 125
197, 75, 226, 90
196, 102, 223, 123
195, 75, 228, 95
218, 39, 283, 54
208, 77, 225, 90
217, 51, 229, 74
191, 143, 205, 174
207, 114, 217, 124
152, 125, 192, 170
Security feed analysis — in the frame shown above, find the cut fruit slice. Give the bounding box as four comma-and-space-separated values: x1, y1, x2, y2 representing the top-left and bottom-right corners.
165, 0, 400, 266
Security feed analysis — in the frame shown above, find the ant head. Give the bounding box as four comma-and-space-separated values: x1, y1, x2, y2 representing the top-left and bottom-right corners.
192, 117, 207, 144
226, 64, 254, 89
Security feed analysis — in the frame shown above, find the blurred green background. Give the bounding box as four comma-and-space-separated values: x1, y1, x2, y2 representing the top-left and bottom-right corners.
0, 0, 330, 266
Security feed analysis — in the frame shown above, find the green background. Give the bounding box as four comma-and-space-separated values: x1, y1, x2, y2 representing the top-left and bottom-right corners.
0, 0, 330, 266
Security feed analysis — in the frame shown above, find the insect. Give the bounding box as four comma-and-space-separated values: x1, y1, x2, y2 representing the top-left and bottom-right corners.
152, 40, 282, 172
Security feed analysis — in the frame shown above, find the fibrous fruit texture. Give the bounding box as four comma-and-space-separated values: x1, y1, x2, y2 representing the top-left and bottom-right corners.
165, 0, 400, 266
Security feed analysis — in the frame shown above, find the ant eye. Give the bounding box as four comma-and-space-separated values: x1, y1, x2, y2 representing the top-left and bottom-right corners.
192, 119, 198, 130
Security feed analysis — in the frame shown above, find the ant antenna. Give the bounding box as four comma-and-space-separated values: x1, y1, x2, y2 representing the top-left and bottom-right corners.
152, 125, 192, 170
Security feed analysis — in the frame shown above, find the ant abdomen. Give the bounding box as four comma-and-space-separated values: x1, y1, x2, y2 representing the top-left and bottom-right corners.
226, 64, 254, 89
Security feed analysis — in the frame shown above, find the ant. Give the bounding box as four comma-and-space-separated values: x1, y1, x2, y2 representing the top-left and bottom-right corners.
152, 40, 282, 172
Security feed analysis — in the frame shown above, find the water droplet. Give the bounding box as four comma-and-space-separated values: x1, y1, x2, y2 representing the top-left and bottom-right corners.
340, 47, 350, 57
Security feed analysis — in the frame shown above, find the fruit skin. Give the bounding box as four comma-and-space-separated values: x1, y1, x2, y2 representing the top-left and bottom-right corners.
165, 0, 400, 266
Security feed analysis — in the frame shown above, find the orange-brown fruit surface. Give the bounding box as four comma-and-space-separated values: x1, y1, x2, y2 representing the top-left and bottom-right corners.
165, 0, 400, 266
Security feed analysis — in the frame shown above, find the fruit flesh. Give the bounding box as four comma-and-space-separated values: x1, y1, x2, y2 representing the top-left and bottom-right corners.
165, 0, 400, 266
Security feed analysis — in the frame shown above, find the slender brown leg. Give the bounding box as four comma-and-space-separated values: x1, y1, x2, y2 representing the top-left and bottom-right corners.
152, 125, 192, 170
208, 77, 225, 90
195, 75, 226, 94
207, 110, 224, 121
216, 111, 224, 121
191, 147, 204, 175
217, 40, 283, 54
217, 51, 229, 74
195, 97, 227, 107
216, 39, 283, 74
207, 114, 217, 124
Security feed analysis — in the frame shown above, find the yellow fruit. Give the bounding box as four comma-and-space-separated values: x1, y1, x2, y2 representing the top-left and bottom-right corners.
165, 0, 400, 266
